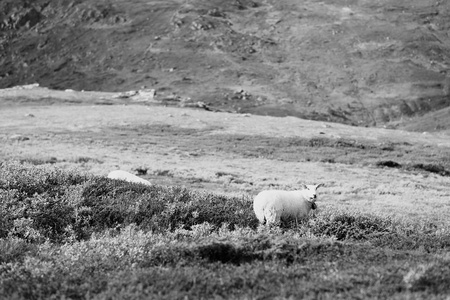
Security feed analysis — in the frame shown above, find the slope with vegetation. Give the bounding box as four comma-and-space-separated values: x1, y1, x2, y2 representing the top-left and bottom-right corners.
1, 0, 450, 130
0, 161, 449, 299
1, 0, 450, 297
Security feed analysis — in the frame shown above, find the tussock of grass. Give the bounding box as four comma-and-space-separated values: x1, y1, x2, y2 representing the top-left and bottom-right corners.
1, 161, 449, 299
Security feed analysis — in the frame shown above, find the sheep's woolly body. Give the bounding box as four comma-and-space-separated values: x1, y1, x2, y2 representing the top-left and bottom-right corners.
107, 170, 151, 186
253, 185, 322, 225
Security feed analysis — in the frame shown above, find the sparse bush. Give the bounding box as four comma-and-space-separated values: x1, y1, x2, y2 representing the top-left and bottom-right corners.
376, 160, 402, 168
410, 163, 450, 176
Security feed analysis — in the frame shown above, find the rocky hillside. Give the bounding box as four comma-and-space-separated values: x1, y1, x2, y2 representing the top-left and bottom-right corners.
1, 0, 450, 130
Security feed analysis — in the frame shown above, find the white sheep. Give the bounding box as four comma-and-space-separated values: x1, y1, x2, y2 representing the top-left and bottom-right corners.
253, 184, 323, 226
107, 170, 151, 186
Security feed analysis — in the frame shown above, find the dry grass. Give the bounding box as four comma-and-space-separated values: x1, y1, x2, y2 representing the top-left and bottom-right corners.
1, 101, 450, 298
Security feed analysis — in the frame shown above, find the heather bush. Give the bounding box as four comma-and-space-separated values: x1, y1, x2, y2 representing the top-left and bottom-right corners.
1, 224, 448, 299
0, 161, 258, 242
1, 161, 449, 299
309, 210, 395, 240
78, 176, 258, 234
0, 161, 87, 198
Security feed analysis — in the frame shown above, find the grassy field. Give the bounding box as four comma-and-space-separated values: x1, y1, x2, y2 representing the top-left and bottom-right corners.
1, 97, 450, 299
1, 161, 449, 299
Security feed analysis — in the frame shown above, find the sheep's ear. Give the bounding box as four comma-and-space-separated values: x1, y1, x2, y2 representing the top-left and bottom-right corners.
315, 183, 324, 189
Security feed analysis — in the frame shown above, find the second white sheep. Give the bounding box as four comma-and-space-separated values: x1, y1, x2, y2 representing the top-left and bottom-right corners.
253, 184, 323, 226
107, 170, 151, 186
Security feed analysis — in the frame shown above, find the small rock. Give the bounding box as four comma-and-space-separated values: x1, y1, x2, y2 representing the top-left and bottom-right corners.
113, 90, 138, 99
137, 89, 156, 100
25, 113, 35, 117
197, 101, 211, 111
17, 83, 39, 89
197, 101, 207, 108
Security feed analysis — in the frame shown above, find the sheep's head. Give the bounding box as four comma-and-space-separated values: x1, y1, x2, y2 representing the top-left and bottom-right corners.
301, 184, 324, 208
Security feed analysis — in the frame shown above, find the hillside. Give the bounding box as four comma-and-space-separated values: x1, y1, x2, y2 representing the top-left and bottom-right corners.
0, 161, 449, 299
1, 0, 450, 129
1, 86, 450, 222
1, 91, 450, 298
1, 69, 450, 300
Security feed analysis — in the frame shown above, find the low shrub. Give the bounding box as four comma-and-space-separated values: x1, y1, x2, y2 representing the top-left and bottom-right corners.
376, 160, 402, 168
78, 177, 258, 234
0, 161, 88, 198
1, 226, 437, 299
0, 161, 258, 243
410, 163, 450, 176
0, 238, 37, 264
309, 211, 394, 241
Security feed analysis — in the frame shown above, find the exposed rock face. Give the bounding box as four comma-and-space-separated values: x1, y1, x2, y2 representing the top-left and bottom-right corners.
1, 7, 42, 30
1, 0, 450, 129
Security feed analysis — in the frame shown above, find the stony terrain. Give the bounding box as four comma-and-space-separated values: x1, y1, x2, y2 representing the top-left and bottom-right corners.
2, 0, 450, 130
